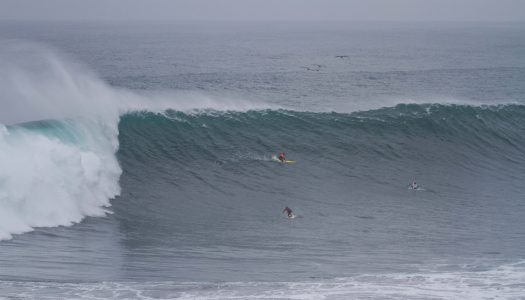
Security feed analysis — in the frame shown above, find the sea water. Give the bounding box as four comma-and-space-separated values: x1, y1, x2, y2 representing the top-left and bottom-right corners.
0, 21, 524, 299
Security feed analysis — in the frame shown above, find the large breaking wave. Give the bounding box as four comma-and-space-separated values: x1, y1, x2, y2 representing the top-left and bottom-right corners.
1, 41, 525, 241
0, 42, 274, 240
0, 43, 124, 240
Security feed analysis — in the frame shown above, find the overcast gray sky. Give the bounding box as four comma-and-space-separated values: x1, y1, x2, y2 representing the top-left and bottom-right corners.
1, 0, 524, 22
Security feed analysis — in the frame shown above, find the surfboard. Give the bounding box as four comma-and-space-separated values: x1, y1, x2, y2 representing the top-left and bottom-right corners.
408, 186, 425, 191
272, 155, 296, 164
288, 213, 296, 219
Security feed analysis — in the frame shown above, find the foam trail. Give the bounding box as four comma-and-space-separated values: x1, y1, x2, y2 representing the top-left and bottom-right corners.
0, 261, 523, 299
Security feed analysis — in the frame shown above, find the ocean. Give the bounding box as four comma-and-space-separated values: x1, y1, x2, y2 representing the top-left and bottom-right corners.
0, 21, 524, 299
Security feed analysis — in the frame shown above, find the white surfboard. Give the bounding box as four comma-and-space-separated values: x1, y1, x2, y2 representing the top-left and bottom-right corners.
272, 155, 296, 164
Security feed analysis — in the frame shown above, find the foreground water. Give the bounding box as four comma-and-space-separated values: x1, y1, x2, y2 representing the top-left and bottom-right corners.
0, 21, 524, 299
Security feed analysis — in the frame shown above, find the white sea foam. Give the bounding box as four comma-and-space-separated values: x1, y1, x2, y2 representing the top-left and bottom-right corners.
0, 42, 125, 240
0, 121, 121, 240
0, 261, 523, 299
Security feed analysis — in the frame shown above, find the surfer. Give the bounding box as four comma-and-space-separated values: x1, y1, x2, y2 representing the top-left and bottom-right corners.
282, 206, 293, 218
278, 152, 286, 163
410, 180, 418, 189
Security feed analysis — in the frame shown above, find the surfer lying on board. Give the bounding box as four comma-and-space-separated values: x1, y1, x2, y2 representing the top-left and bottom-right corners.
282, 206, 293, 218
278, 152, 286, 163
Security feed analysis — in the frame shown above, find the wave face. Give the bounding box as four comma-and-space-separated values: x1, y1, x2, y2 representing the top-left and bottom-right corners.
104, 103, 525, 283
118, 104, 525, 182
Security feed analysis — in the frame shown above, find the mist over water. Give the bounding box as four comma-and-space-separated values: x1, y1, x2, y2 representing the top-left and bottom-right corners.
0, 21, 525, 299
0, 43, 122, 240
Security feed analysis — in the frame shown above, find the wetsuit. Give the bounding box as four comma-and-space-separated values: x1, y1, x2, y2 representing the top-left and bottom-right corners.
283, 207, 293, 217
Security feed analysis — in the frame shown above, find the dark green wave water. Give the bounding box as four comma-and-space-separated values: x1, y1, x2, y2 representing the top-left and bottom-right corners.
109, 104, 525, 269
118, 104, 525, 177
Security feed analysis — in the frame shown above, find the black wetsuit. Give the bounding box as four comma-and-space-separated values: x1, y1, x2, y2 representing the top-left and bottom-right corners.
283, 207, 293, 217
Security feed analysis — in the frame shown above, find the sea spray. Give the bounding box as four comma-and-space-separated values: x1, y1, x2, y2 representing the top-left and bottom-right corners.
0, 42, 123, 240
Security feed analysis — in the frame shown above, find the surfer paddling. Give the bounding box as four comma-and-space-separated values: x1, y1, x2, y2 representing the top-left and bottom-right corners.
278, 152, 286, 163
